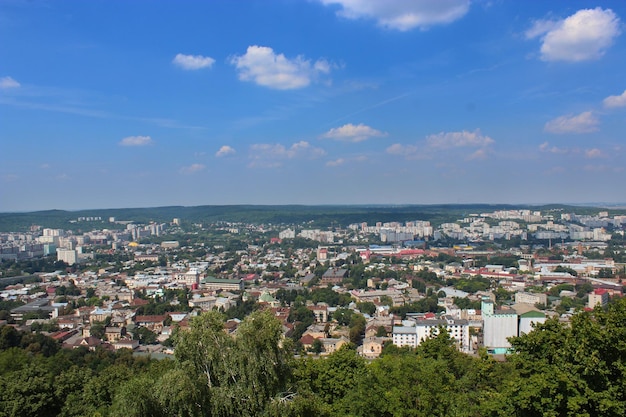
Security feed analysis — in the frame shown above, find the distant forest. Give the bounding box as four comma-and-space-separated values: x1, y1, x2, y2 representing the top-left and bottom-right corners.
1, 204, 622, 231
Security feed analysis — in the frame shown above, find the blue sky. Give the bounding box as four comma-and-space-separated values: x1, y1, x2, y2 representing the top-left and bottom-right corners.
1, 0, 626, 211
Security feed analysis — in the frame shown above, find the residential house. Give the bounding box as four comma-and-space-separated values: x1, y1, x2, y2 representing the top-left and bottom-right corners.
360, 336, 388, 359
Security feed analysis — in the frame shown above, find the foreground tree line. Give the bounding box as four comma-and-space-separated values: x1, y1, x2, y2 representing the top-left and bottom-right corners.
2, 299, 626, 417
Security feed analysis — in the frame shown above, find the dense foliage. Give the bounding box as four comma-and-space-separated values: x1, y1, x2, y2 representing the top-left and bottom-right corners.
2, 299, 626, 416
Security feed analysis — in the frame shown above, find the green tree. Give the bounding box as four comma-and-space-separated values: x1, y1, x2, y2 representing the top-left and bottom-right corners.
134, 326, 158, 345
496, 299, 626, 416
356, 301, 376, 316
174, 310, 289, 416
310, 339, 323, 354
332, 308, 353, 326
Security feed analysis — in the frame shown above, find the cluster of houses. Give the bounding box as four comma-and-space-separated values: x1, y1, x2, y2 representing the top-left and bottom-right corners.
1, 208, 624, 358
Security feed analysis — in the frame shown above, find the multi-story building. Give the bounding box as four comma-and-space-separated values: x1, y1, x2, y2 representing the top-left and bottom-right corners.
514, 291, 547, 306
392, 313, 471, 353
588, 288, 609, 308
57, 248, 78, 265
482, 298, 546, 354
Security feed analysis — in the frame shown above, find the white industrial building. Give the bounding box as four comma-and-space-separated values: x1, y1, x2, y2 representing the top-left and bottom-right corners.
482, 297, 546, 354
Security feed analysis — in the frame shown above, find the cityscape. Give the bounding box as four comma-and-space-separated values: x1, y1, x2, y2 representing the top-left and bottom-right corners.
1, 204, 626, 415
2, 0, 626, 416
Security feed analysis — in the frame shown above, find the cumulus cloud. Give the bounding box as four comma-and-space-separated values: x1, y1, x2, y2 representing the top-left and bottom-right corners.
387, 129, 493, 160
320, 123, 387, 142
319, 0, 470, 31
180, 163, 206, 174
230, 45, 332, 90
173, 53, 215, 70
526, 8, 621, 62
119, 135, 153, 146
544, 111, 599, 134
426, 129, 494, 149
249, 141, 325, 167
0, 76, 20, 89
216, 145, 236, 157
603, 89, 626, 108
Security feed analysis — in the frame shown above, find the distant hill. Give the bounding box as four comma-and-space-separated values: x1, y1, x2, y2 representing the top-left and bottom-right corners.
0, 204, 622, 232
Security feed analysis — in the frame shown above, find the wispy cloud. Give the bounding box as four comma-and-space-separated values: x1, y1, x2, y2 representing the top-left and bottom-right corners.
329, 92, 412, 125
426, 129, 494, 149
466, 149, 488, 160
585, 148, 605, 159
320, 123, 387, 142
583, 164, 623, 173
544, 111, 599, 134
0, 83, 206, 130
0, 76, 20, 89
326, 158, 345, 167
119, 135, 153, 146
319, 0, 470, 31
173, 53, 215, 70
179, 163, 206, 174
526, 8, 621, 62
539, 142, 572, 154
216, 145, 236, 157
386, 143, 419, 156
248, 141, 326, 168
230, 45, 333, 90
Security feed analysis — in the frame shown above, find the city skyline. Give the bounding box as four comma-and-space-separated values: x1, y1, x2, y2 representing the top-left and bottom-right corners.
1, 1, 626, 212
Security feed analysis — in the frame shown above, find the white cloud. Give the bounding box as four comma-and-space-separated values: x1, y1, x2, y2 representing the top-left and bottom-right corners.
0, 76, 20, 89
180, 163, 206, 174
216, 145, 236, 157
230, 45, 332, 90
603, 89, 626, 108
426, 129, 494, 149
319, 0, 470, 31
119, 135, 153, 146
326, 158, 345, 167
526, 8, 621, 62
173, 53, 215, 70
321, 123, 387, 142
544, 111, 599, 134
585, 148, 605, 159
525, 19, 559, 40
249, 141, 325, 167
2, 174, 18, 182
